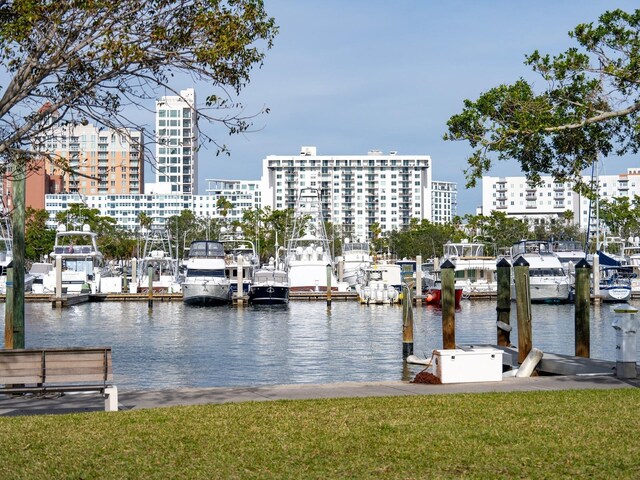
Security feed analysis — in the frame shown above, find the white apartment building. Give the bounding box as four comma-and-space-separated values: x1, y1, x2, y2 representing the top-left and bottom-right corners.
152, 88, 198, 195
431, 181, 458, 223
193, 179, 263, 221
261, 146, 434, 241
482, 168, 640, 230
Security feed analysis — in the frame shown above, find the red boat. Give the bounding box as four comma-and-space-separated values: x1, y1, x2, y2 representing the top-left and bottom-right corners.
423, 286, 463, 307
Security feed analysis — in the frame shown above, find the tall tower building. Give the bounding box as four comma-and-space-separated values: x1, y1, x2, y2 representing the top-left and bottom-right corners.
154, 88, 198, 195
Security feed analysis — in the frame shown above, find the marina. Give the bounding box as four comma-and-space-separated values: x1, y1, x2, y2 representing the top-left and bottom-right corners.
1, 298, 637, 391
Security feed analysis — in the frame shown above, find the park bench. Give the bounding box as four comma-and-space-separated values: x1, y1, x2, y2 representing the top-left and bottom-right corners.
0, 347, 118, 412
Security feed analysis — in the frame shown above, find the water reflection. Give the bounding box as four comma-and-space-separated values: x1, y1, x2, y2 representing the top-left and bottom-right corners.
0, 299, 637, 390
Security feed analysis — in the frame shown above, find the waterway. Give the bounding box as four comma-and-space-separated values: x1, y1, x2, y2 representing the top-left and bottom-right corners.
1, 299, 638, 390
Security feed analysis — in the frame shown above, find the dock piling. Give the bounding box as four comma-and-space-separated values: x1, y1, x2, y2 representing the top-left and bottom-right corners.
574, 258, 591, 358
147, 265, 153, 310
402, 282, 414, 358
326, 264, 332, 308
513, 256, 532, 364
440, 259, 456, 349
496, 257, 512, 346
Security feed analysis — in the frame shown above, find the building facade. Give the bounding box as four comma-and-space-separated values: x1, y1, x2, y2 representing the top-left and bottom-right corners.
34, 124, 144, 197
431, 181, 458, 224
153, 88, 198, 195
261, 146, 435, 241
482, 168, 640, 230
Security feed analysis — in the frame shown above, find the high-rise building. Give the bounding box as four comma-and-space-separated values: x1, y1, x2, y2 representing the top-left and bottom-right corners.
35, 123, 144, 197
261, 146, 437, 240
154, 88, 198, 195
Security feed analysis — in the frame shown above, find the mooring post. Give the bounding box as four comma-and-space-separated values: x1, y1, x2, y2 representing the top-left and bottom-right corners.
131, 257, 137, 292
440, 259, 456, 349
55, 255, 63, 300
513, 256, 532, 364
147, 265, 153, 310
237, 254, 244, 306
592, 254, 601, 303
496, 257, 512, 346
402, 281, 414, 359
574, 258, 591, 358
4, 266, 13, 348
415, 254, 422, 306
338, 260, 344, 284
326, 264, 332, 308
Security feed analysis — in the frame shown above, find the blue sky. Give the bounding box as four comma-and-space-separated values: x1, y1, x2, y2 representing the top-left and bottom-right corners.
167, 1, 637, 213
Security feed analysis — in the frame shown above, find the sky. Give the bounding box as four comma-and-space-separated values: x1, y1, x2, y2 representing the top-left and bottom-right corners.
154, 1, 638, 214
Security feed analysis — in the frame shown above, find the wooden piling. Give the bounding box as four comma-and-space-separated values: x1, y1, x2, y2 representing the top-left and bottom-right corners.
574, 258, 591, 358
440, 259, 456, 349
415, 255, 422, 306
237, 255, 244, 306
147, 265, 153, 310
131, 257, 138, 291
55, 255, 63, 300
402, 282, 414, 358
513, 255, 532, 364
326, 264, 332, 308
4, 267, 13, 348
496, 257, 512, 346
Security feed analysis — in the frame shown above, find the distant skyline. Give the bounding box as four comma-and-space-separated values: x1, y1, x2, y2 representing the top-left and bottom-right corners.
133, 3, 640, 212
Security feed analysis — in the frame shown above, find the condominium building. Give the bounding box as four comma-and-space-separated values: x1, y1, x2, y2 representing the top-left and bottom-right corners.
482, 168, 640, 230
153, 88, 198, 195
35, 123, 144, 196
192, 179, 263, 221
261, 146, 434, 240
431, 181, 458, 224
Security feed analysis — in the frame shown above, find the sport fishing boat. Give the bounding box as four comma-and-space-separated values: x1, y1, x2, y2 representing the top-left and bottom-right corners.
284, 188, 341, 292
41, 223, 104, 294
220, 227, 259, 298
510, 240, 571, 303
181, 240, 231, 306
133, 228, 181, 294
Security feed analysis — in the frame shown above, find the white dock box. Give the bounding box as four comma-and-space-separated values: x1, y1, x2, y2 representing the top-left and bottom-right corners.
434, 347, 503, 383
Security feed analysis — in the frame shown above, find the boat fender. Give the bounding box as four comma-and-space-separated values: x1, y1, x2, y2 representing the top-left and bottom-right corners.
515, 348, 543, 378
497, 321, 512, 332
503, 368, 518, 378
406, 355, 432, 366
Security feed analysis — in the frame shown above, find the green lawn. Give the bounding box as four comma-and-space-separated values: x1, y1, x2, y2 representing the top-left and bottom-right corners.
1, 389, 639, 479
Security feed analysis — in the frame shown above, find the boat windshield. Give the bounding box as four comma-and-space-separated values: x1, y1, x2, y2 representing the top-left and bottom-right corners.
530, 268, 565, 277
189, 241, 224, 258
186, 268, 225, 278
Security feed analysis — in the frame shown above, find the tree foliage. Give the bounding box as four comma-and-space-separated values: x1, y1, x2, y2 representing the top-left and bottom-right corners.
599, 195, 640, 240
445, 8, 640, 189
388, 219, 462, 259
0, 0, 278, 173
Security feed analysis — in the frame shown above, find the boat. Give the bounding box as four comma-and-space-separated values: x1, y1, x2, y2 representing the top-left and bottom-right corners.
40, 224, 104, 294
220, 227, 259, 298
133, 228, 181, 294
355, 263, 401, 304
510, 240, 571, 303
596, 250, 633, 302
284, 188, 343, 292
336, 239, 372, 288
551, 240, 586, 284
249, 258, 290, 305
181, 240, 232, 306
0, 216, 34, 293
422, 281, 464, 307
442, 241, 497, 295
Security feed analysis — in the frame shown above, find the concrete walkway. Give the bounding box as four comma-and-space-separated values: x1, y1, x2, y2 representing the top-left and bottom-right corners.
1, 375, 638, 416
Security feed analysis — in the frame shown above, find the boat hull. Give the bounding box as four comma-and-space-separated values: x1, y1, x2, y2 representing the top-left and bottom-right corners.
182, 281, 231, 306
598, 286, 632, 303
423, 287, 463, 307
249, 285, 289, 305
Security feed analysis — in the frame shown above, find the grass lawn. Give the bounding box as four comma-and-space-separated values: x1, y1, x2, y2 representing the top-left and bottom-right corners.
0, 388, 639, 479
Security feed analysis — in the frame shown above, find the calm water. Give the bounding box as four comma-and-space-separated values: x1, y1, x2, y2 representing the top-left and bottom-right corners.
1, 299, 637, 390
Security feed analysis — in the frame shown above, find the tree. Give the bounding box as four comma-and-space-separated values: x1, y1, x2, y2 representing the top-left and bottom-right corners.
599, 195, 640, 240
0, 0, 277, 169
0, 1, 277, 346
24, 207, 55, 262
445, 9, 640, 189
216, 196, 234, 219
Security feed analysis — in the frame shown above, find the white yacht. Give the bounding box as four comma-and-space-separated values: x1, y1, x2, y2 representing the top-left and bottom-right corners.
0, 216, 34, 293
355, 263, 401, 304
510, 240, 571, 303
41, 224, 104, 294
181, 240, 231, 306
220, 227, 260, 298
336, 239, 372, 288
284, 188, 342, 292
443, 241, 497, 295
